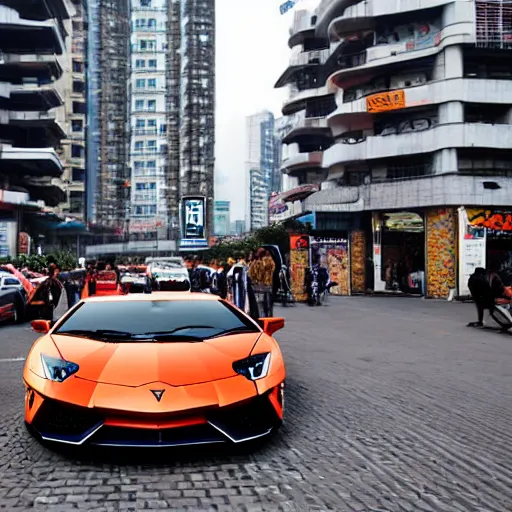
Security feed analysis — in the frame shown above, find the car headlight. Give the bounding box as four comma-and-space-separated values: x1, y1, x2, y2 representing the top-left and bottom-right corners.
40, 354, 79, 382
233, 353, 271, 381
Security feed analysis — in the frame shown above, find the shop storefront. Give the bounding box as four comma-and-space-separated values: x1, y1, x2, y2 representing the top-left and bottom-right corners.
459, 207, 512, 294
372, 211, 425, 295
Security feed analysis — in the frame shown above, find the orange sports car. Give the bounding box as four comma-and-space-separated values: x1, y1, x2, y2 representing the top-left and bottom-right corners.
23, 293, 286, 447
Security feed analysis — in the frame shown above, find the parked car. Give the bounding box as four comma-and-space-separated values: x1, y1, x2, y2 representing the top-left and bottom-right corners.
0, 287, 25, 324
0, 272, 27, 301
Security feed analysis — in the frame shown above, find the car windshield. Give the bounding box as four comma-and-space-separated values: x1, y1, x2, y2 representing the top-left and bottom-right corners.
53, 299, 260, 342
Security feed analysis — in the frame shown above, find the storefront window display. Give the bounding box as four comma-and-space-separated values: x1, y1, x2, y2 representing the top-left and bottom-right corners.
465, 208, 512, 286
426, 208, 456, 299
289, 235, 310, 302
373, 212, 425, 294
310, 237, 350, 296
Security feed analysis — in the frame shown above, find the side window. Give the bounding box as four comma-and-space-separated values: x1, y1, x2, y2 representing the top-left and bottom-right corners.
4, 278, 20, 286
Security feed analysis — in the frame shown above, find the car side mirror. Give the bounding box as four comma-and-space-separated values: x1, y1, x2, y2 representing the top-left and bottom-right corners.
31, 320, 51, 334
258, 317, 285, 336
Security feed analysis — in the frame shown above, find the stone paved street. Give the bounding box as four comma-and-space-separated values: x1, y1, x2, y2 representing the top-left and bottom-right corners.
0, 297, 512, 511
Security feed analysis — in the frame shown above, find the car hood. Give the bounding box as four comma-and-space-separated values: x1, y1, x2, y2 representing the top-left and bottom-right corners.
50, 332, 261, 387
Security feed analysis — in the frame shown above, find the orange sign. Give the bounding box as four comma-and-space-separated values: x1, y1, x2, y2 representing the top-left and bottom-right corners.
367, 90, 405, 113
467, 209, 512, 231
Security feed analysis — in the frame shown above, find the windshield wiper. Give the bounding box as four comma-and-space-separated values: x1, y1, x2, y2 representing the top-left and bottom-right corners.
206, 326, 259, 339
55, 329, 134, 340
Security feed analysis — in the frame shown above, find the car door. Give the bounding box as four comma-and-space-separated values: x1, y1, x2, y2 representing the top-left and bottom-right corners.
0, 287, 16, 321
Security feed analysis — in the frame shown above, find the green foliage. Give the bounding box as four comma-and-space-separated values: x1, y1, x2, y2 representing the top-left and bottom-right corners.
0, 251, 77, 272
203, 221, 312, 263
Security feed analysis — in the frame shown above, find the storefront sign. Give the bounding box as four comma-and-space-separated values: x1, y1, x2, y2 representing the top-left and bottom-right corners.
366, 90, 405, 113
458, 207, 486, 296
466, 209, 512, 232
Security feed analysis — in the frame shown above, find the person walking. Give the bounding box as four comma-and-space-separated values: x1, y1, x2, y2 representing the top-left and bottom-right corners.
39, 263, 63, 321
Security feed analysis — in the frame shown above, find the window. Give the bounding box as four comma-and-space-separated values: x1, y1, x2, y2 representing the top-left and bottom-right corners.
71, 145, 83, 158
148, 18, 156, 28
3, 278, 21, 287
147, 140, 157, 150
140, 0, 151, 6
134, 161, 144, 169
54, 300, 259, 341
147, 100, 156, 111
135, 18, 145, 28
147, 40, 156, 50
135, 182, 156, 191
159, 123, 167, 134
148, 59, 157, 68
147, 119, 157, 128
72, 168, 85, 182
134, 205, 157, 216
147, 160, 156, 168
135, 119, 145, 129
72, 60, 83, 73
139, 40, 147, 50
134, 141, 144, 151
135, 59, 145, 68
72, 120, 83, 132
135, 100, 144, 110
136, 78, 146, 89
148, 78, 156, 88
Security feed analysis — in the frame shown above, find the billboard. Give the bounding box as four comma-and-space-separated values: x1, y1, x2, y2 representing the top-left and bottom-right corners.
179, 196, 208, 251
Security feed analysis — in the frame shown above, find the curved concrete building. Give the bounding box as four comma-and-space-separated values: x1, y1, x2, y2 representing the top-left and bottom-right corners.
276, 1, 512, 298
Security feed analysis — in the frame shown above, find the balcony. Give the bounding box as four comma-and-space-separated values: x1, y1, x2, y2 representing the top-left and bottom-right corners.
132, 22, 167, 33
305, 172, 512, 213
0, 146, 63, 177
282, 111, 331, 143
288, 9, 316, 48
316, 0, 359, 37
133, 192, 158, 203
329, 23, 474, 90
329, 78, 512, 120
10, 83, 64, 110
323, 124, 512, 168
284, 84, 333, 116
0, 0, 71, 21
327, 0, 457, 41
131, 44, 166, 54
281, 150, 323, 174
275, 49, 330, 88
0, 9, 66, 55
0, 53, 63, 82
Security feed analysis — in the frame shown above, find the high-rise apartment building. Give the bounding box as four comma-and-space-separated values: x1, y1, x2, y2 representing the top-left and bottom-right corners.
0, 0, 70, 253
128, 0, 215, 248
57, 0, 88, 219
213, 200, 230, 237
245, 111, 280, 231
86, 0, 130, 231
275, 1, 512, 299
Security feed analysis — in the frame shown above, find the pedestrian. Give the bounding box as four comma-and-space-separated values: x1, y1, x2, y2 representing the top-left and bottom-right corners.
39, 263, 63, 321
468, 267, 496, 327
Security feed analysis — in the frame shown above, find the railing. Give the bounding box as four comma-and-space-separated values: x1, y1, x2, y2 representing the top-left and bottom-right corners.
290, 48, 330, 67
133, 128, 158, 136
132, 22, 167, 32
133, 192, 158, 202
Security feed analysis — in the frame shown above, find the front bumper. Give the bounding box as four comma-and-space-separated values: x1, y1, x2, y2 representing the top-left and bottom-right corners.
26, 387, 284, 447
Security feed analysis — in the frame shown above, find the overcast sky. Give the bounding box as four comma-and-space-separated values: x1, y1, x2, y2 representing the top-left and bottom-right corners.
214, 0, 319, 221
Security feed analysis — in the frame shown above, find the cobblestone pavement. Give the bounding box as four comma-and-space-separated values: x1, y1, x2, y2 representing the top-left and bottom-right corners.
0, 297, 512, 511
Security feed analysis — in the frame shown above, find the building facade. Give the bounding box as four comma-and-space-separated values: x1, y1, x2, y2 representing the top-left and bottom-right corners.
0, 0, 71, 254
56, 0, 87, 220
129, 0, 169, 240
86, 0, 130, 232
275, 1, 512, 298
245, 111, 280, 232
213, 200, 230, 237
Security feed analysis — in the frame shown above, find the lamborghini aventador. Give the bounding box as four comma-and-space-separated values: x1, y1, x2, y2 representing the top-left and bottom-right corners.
23, 293, 286, 447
